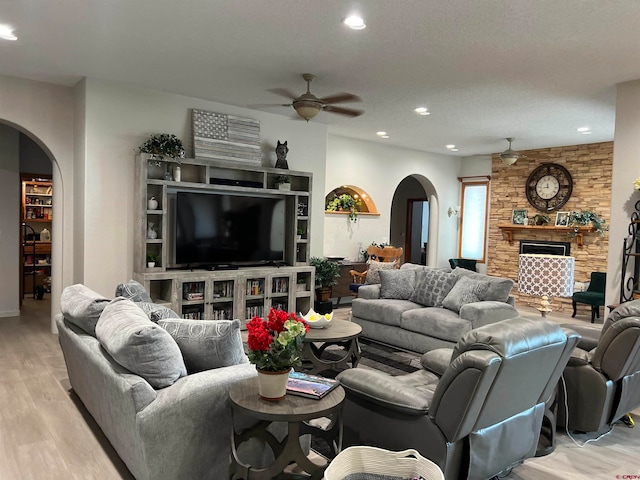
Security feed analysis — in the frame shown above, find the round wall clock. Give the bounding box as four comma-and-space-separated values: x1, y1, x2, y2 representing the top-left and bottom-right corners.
525, 163, 573, 212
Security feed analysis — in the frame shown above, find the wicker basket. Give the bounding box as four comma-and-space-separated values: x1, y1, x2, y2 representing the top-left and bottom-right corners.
324, 446, 445, 480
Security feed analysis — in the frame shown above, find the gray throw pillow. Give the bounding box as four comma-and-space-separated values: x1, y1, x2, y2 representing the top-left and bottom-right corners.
450, 267, 514, 302
115, 279, 152, 303
365, 260, 397, 284
60, 284, 111, 336
379, 269, 417, 300
410, 269, 457, 307
136, 302, 181, 323
96, 298, 187, 389
158, 319, 248, 373
442, 277, 491, 313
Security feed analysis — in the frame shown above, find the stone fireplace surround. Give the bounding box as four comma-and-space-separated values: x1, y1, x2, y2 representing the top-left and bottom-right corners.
487, 141, 612, 315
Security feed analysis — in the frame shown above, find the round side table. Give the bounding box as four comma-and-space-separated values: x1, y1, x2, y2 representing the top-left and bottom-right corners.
229, 377, 345, 480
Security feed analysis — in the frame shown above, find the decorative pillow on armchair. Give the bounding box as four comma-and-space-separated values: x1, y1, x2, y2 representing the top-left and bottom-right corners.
409, 269, 457, 307
365, 260, 397, 284
379, 269, 417, 300
442, 276, 491, 313
158, 319, 248, 373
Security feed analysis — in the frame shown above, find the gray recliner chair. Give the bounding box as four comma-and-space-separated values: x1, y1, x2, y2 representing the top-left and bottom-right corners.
558, 300, 640, 433
337, 317, 579, 480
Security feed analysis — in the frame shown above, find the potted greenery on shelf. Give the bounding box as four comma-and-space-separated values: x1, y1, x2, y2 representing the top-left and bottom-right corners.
138, 133, 185, 160
326, 193, 359, 222
533, 213, 550, 226
275, 174, 291, 191
568, 210, 608, 237
310, 257, 341, 302
146, 253, 159, 268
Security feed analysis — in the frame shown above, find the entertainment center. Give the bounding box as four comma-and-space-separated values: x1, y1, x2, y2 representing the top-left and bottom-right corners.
132, 153, 315, 321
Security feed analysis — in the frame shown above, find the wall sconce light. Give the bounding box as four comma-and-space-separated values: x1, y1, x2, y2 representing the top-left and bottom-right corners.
448, 206, 461, 217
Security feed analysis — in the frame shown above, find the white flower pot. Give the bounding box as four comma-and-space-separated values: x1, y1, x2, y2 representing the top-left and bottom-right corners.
278, 183, 291, 191
256, 367, 290, 401
147, 262, 155, 268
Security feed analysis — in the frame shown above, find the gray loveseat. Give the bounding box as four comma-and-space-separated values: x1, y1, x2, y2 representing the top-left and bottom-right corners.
56, 283, 277, 480
351, 264, 518, 353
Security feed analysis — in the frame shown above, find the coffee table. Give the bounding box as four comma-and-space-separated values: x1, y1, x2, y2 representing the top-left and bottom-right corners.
229, 377, 345, 480
302, 320, 362, 375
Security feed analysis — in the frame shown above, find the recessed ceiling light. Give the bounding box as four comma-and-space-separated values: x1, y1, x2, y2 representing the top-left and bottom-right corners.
446, 144, 455, 149
451, 148, 459, 152
0, 24, 17, 41
343, 15, 366, 30
376, 131, 387, 136
414, 107, 430, 115
381, 135, 389, 139
581, 131, 593, 135
576, 127, 590, 132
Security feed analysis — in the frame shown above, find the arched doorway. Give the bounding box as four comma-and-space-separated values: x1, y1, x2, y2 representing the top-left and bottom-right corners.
390, 175, 439, 266
0, 121, 61, 326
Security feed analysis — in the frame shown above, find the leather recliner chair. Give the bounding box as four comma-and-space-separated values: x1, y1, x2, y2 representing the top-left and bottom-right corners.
337, 317, 580, 480
558, 300, 640, 433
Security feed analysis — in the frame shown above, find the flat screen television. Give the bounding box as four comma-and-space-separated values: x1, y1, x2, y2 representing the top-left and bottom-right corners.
175, 191, 286, 267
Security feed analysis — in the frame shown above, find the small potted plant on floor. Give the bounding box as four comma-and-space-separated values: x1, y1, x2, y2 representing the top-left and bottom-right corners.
146, 253, 159, 268
310, 257, 341, 302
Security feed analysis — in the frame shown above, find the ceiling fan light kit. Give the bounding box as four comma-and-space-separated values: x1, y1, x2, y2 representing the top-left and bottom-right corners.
269, 73, 363, 122
499, 137, 526, 165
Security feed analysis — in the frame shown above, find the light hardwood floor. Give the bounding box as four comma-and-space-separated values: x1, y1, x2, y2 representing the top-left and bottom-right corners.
1, 299, 637, 479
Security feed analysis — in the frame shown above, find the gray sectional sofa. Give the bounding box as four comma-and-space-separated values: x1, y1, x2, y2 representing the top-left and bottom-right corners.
56, 282, 278, 480
351, 264, 518, 353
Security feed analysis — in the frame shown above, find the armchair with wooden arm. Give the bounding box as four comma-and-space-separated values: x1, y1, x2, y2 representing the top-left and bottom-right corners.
349, 245, 403, 295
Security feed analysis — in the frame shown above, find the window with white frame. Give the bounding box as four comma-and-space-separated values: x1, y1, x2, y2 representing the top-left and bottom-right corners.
459, 181, 489, 262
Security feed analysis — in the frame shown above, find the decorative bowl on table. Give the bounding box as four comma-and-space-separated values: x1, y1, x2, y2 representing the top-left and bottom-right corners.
300, 308, 333, 328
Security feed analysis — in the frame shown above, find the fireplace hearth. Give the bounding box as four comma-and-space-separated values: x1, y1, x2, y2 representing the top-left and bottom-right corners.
519, 240, 571, 256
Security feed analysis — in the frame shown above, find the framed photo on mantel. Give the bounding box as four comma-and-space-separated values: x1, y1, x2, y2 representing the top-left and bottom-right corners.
512, 209, 528, 225
555, 211, 570, 226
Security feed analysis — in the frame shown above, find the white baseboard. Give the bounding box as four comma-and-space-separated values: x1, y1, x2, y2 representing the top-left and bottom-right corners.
0, 310, 20, 318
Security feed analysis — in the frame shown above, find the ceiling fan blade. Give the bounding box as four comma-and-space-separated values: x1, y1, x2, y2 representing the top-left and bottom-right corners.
323, 105, 364, 117
319, 92, 362, 104
248, 103, 293, 109
267, 88, 299, 100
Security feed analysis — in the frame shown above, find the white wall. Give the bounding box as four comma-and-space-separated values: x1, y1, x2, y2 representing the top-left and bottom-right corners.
0, 75, 75, 328
325, 135, 461, 267
81, 78, 328, 295
0, 125, 20, 317
608, 80, 640, 305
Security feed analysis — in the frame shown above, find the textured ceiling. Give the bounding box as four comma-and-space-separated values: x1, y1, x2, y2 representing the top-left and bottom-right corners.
2, 1, 640, 156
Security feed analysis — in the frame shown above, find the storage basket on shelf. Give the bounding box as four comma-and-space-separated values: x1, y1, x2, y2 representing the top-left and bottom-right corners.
324, 446, 444, 480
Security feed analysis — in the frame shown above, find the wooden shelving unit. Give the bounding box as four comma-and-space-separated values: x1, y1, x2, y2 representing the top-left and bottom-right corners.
133, 154, 316, 321
21, 177, 53, 298
496, 224, 595, 247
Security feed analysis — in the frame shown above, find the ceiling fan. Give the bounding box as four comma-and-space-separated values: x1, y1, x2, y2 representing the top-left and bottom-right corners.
499, 137, 527, 165
268, 73, 363, 121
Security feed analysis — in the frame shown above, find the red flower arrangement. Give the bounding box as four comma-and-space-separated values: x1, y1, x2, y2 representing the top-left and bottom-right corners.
246, 308, 309, 372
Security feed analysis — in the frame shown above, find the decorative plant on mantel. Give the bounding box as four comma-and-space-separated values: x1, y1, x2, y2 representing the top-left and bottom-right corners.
138, 133, 185, 161
533, 213, 550, 226
568, 210, 608, 237
326, 193, 359, 222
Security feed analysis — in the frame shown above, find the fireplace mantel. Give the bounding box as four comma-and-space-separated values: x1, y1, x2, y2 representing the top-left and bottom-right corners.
496, 224, 595, 247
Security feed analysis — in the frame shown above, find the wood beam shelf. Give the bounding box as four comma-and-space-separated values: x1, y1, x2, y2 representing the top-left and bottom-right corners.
496, 224, 595, 247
